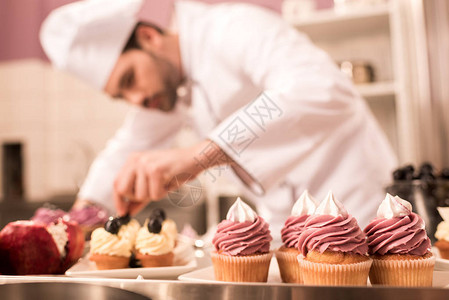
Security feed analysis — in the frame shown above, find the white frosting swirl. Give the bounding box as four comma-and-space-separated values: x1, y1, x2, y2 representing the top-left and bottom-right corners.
46, 221, 68, 258
291, 190, 317, 216
435, 221, 449, 242
226, 197, 257, 223
315, 191, 348, 217
118, 218, 141, 243
161, 219, 178, 242
377, 193, 412, 219
90, 228, 133, 257
437, 207, 449, 222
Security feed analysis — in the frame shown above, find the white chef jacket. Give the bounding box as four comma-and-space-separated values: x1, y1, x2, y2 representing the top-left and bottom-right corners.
78, 1, 397, 241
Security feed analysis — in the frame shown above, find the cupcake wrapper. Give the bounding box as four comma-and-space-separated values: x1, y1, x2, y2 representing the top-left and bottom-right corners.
439, 249, 449, 260
369, 256, 435, 287
136, 251, 174, 268
211, 251, 273, 282
298, 256, 372, 286
435, 245, 449, 260
275, 249, 302, 283
89, 253, 130, 270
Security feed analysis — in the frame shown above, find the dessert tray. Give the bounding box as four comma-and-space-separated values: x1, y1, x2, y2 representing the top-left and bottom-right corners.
66, 237, 197, 279
179, 256, 449, 288
66, 257, 197, 279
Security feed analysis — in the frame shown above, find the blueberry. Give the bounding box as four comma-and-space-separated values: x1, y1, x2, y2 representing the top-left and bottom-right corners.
420, 162, 434, 174
150, 208, 166, 221
441, 168, 449, 179
118, 213, 131, 226
104, 217, 120, 234
420, 173, 435, 181
147, 217, 163, 234
393, 168, 406, 181
417, 162, 435, 180
402, 165, 415, 180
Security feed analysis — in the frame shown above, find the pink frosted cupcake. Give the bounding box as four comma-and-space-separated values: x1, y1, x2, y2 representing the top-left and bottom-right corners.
211, 198, 273, 282
297, 191, 372, 286
276, 190, 317, 283
364, 194, 435, 286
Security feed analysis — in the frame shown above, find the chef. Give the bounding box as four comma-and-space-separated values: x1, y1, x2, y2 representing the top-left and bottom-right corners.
40, 0, 397, 240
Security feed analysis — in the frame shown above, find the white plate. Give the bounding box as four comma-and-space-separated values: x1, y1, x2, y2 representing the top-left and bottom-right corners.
436, 258, 449, 271
179, 257, 449, 287
66, 237, 197, 279
431, 246, 449, 271
66, 257, 197, 279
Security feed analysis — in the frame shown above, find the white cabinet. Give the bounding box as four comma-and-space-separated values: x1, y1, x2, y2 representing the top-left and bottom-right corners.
283, 0, 428, 164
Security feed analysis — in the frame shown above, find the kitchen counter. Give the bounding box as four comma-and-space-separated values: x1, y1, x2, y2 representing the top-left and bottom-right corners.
1, 275, 449, 300
2, 248, 449, 299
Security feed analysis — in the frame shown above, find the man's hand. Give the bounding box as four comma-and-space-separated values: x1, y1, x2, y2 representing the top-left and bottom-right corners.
114, 140, 232, 216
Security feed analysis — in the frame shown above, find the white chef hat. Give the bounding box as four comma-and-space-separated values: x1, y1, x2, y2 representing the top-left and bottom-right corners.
40, 0, 144, 90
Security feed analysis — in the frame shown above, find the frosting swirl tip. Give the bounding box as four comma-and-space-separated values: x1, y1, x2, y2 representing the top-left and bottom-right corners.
377, 193, 412, 219
291, 190, 317, 216
226, 197, 257, 223
315, 191, 348, 217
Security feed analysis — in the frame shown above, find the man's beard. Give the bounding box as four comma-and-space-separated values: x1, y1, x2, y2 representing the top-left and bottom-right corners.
146, 50, 181, 112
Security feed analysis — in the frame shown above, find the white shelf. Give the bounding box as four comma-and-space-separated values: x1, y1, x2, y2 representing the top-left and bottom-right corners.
290, 3, 391, 27
287, 3, 391, 39
355, 81, 396, 98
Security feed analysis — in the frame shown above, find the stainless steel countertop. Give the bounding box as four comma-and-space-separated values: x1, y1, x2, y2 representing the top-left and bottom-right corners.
1, 275, 449, 300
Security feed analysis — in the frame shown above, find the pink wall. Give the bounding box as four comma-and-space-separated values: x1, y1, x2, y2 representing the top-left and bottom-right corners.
0, 0, 281, 62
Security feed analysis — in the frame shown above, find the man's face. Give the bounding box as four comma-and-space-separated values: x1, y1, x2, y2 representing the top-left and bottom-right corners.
104, 49, 179, 112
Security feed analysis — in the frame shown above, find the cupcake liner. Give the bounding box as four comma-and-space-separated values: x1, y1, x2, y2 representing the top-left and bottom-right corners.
438, 248, 449, 260
89, 253, 130, 270
298, 256, 372, 286
275, 249, 302, 283
211, 251, 273, 282
136, 251, 174, 267
369, 255, 435, 287
434, 240, 449, 259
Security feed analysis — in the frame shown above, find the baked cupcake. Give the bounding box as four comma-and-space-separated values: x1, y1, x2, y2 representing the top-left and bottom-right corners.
297, 191, 372, 286
211, 197, 273, 282
276, 190, 317, 283
89, 217, 133, 270
364, 194, 435, 286
135, 209, 175, 267
434, 207, 449, 259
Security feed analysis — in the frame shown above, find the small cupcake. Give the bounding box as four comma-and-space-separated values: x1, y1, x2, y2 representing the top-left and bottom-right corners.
297, 191, 372, 286
434, 207, 449, 259
135, 209, 175, 267
276, 190, 317, 283
211, 197, 273, 282
364, 194, 435, 286
89, 217, 133, 270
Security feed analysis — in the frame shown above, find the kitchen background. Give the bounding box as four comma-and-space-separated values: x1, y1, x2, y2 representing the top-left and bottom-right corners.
1, 0, 448, 232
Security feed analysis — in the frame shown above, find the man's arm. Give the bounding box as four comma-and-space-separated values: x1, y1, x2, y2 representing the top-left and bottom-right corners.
113, 139, 234, 216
